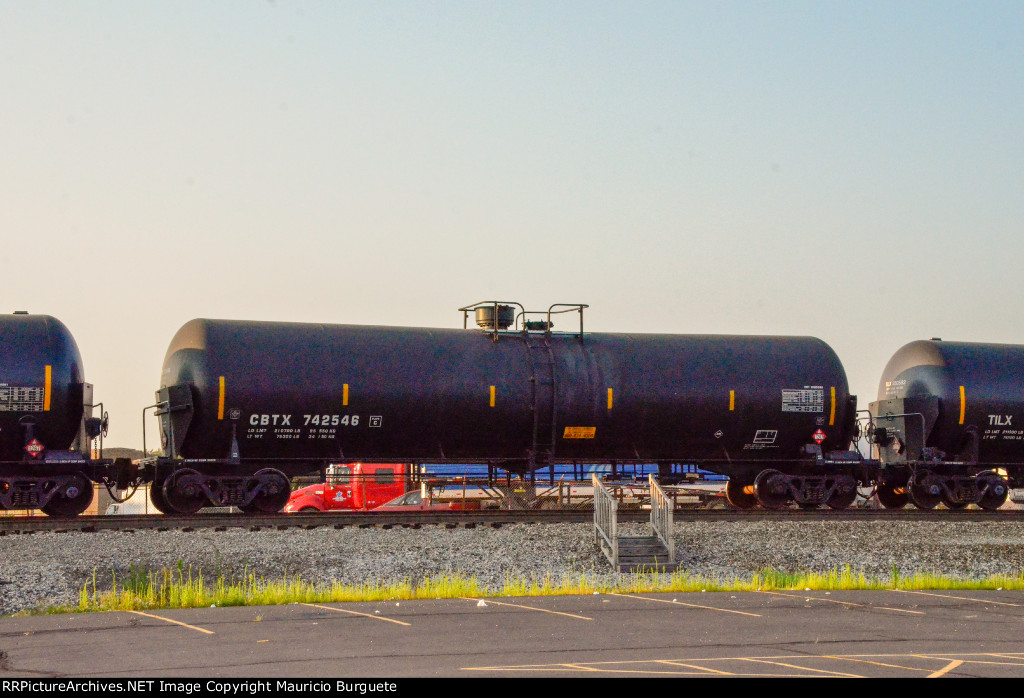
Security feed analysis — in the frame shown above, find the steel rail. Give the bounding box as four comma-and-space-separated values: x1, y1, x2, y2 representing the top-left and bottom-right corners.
1, 508, 1023, 535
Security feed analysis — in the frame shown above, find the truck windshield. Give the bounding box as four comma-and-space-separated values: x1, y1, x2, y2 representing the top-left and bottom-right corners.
327, 465, 351, 485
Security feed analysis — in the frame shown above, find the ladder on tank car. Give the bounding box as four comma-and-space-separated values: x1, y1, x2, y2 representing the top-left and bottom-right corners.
526, 331, 556, 470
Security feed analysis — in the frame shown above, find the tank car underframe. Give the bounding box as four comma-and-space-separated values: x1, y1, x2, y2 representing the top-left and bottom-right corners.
873, 462, 1020, 511
712, 458, 875, 510
145, 458, 325, 514
716, 457, 1020, 511
0, 459, 137, 517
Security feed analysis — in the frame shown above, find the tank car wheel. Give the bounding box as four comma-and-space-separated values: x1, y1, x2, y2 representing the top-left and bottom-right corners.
162, 468, 207, 514
753, 469, 790, 510
907, 473, 941, 510
41, 473, 93, 518
725, 478, 757, 509
148, 480, 174, 514
246, 468, 291, 514
978, 471, 1009, 511
876, 482, 908, 509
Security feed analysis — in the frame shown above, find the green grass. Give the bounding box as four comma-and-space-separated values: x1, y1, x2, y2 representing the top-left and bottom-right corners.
29, 563, 1024, 616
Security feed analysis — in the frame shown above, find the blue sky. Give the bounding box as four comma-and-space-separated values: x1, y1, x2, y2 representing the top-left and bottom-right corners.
3, 1, 1023, 447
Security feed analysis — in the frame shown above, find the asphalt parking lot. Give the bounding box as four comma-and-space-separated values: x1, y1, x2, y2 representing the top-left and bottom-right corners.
2, 590, 1024, 677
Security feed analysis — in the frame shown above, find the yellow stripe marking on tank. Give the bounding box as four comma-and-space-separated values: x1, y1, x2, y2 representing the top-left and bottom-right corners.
729, 390, 735, 411
217, 376, 225, 420
343, 383, 349, 406
490, 385, 496, 407
43, 365, 51, 411
829, 387, 836, 426
607, 388, 613, 410
959, 386, 966, 425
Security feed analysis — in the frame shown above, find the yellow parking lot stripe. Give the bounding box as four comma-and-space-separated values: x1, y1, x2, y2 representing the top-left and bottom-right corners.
460, 598, 592, 620
894, 590, 1023, 607
985, 653, 1024, 664
941, 657, 1024, 666
127, 611, 214, 635
738, 658, 863, 678
924, 659, 963, 678
825, 655, 930, 672
611, 592, 761, 617
464, 651, 1024, 676
561, 663, 599, 672
759, 590, 924, 614
301, 603, 411, 626
654, 660, 733, 675
462, 663, 768, 676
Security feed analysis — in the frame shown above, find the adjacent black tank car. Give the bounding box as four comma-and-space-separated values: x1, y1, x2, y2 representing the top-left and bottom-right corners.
0, 313, 126, 516
867, 339, 1024, 510
0, 314, 85, 462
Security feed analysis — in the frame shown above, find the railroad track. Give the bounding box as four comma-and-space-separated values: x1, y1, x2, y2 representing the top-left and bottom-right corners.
1, 507, 1023, 534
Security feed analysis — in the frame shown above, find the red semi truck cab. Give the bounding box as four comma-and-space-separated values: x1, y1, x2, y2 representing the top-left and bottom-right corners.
283, 463, 408, 512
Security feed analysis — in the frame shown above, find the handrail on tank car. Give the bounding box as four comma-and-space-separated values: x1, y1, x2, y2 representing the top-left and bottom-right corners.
83, 401, 107, 458
547, 304, 588, 339
459, 301, 588, 340
141, 402, 165, 459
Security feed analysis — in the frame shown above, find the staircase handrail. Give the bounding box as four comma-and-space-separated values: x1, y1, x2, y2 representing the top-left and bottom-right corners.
649, 474, 675, 561
593, 474, 618, 568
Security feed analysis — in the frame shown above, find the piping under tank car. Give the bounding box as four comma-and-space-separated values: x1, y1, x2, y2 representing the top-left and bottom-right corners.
147, 301, 861, 514
0, 313, 134, 516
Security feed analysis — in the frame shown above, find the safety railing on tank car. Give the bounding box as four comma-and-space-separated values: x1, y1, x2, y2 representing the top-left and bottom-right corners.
141, 402, 164, 460
458, 300, 588, 340
83, 401, 110, 458
544, 303, 588, 338
460, 301, 525, 340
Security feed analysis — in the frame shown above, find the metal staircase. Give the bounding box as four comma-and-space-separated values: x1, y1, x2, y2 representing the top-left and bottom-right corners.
594, 475, 678, 573
615, 536, 676, 573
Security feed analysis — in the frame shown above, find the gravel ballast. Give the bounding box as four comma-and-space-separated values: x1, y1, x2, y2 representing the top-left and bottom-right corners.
2, 520, 1024, 616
